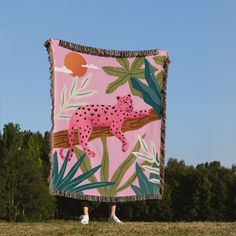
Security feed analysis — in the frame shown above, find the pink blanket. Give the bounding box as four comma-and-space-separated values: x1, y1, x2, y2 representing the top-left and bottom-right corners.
45, 39, 170, 202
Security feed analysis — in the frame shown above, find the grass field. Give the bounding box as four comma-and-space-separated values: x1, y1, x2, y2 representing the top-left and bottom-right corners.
0, 221, 235, 236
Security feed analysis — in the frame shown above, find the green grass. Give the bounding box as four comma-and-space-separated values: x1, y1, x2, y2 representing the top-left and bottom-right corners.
0, 221, 235, 236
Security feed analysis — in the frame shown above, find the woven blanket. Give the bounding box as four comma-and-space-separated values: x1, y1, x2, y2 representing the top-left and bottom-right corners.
45, 39, 170, 202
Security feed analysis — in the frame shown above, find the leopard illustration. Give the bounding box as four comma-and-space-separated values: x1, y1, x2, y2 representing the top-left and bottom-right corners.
60, 94, 151, 160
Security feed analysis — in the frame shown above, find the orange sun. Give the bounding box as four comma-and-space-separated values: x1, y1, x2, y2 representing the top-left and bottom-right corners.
64, 52, 87, 77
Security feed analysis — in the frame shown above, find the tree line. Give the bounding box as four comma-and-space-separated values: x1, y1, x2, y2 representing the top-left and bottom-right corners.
0, 123, 235, 222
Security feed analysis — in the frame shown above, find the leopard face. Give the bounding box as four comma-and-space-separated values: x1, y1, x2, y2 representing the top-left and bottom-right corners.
117, 94, 133, 112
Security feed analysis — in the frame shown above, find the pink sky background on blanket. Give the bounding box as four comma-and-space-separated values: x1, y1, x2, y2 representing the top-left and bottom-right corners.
51, 40, 163, 196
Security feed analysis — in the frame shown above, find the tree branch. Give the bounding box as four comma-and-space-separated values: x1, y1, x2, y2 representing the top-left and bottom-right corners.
53, 109, 160, 148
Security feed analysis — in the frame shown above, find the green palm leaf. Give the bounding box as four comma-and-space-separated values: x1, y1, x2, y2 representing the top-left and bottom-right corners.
56, 153, 86, 190
102, 66, 126, 77
131, 57, 144, 71
144, 59, 161, 100
149, 162, 160, 194
74, 147, 97, 183
153, 55, 167, 66
109, 134, 145, 196
106, 75, 129, 94
116, 172, 136, 193
130, 76, 161, 117
100, 137, 109, 195
128, 79, 142, 97
63, 165, 102, 192
52, 151, 59, 189
54, 150, 69, 189
136, 162, 150, 194
131, 184, 142, 195
133, 69, 145, 79
70, 182, 115, 193
117, 58, 129, 72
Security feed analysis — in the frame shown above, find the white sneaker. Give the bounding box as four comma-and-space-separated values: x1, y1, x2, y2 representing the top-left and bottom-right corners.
108, 215, 124, 224
79, 214, 89, 224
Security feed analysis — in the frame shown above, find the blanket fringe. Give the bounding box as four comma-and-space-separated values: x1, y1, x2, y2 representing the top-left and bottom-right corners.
52, 190, 162, 202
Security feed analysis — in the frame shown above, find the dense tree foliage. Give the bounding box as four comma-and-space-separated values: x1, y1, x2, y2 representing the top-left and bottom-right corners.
0, 123, 235, 221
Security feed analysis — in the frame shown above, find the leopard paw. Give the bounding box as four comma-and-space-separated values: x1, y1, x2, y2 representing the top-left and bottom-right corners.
88, 150, 95, 158
122, 143, 129, 152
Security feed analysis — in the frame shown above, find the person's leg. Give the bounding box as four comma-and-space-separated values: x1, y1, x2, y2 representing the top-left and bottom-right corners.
108, 202, 123, 223
82, 201, 89, 215
79, 201, 89, 224
108, 202, 116, 217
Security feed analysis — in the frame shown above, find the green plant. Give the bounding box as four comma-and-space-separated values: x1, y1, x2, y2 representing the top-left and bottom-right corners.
102, 57, 157, 96
52, 151, 114, 193
131, 135, 160, 195
131, 162, 160, 195
74, 135, 148, 196
130, 59, 162, 117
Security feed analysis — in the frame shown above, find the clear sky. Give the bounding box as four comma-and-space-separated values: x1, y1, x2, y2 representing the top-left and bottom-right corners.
0, 0, 235, 167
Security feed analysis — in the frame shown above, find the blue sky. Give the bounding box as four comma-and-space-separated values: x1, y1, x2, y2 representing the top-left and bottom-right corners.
0, 0, 235, 167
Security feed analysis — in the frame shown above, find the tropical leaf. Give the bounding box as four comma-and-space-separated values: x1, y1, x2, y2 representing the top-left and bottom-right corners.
52, 150, 114, 194
52, 151, 59, 189
64, 104, 86, 110
141, 164, 160, 175
153, 56, 167, 66
100, 137, 109, 195
57, 115, 71, 119
128, 79, 142, 97
130, 76, 161, 117
131, 184, 142, 195
80, 74, 92, 89
117, 58, 129, 72
151, 141, 156, 159
135, 162, 151, 194
131, 57, 144, 71
108, 134, 146, 196
100, 137, 109, 182
149, 178, 160, 184
74, 147, 97, 183
70, 182, 115, 193
149, 161, 160, 194
56, 153, 86, 190
70, 78, 77, 96
102, 56, 148, 94
132, 68, 145, 79
144, 59, 161, 100
76, 90, 97, 97
102, 66, 126, 77
116, 172, 136, 193
60, 86, 66, 109
54, 151, 69, 189
156, 70, 165, 89
138, 135, 149, 153
106, 75, 129, 94
132, 152, 153, 163
63, 165, 102, 192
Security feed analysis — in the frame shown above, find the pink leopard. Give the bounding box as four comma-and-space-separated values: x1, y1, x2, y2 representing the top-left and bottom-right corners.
60, 94, 151, 160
